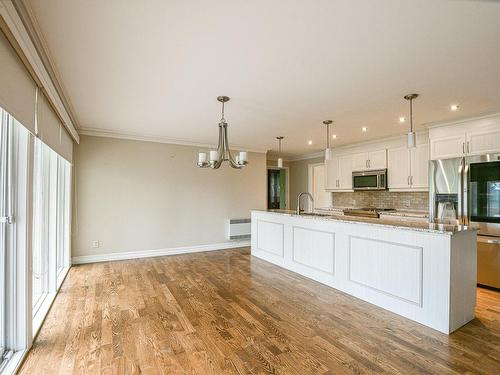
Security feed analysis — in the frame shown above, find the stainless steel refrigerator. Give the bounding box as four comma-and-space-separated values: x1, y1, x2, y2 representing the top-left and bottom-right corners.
429, 153, 500, 289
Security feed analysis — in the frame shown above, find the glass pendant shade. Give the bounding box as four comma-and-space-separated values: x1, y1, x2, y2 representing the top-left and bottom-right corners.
325, 148, 332, 161
404, 94, 418, 149
407, 131, 416, 148
277, 157, 283, 169
323, 120, 333, 162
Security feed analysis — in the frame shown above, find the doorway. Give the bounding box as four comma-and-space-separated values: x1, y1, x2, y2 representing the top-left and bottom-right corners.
308, 163, 331, 209
267, 168, 288, 209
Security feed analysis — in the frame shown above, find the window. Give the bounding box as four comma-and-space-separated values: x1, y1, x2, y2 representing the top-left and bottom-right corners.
0, 108, 8, 368
56, 157, 71, 284
0, 107, 30, 373
32, 139, 51, 314
31, 138, 72, 325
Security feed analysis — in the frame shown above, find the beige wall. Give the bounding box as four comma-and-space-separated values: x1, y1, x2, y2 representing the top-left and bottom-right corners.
288, 157, 324, 210
73, 135, 266, 257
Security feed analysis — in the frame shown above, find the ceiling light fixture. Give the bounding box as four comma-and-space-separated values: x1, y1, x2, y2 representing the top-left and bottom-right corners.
399, 117, 406, 123
323, 120, 333, 161
362, 127, 367, 132
404, 93, 419, 148
332, 134, 337, 139
450, 104, 459, 111
308, 140, 313, 145
197, 96, 248, 169
276, 136, 284, 168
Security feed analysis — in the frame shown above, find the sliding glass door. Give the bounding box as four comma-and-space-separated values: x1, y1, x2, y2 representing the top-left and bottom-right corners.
32, 138, 72, 321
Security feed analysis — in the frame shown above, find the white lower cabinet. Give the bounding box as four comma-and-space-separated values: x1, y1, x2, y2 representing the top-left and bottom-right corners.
388, 143, 428, 190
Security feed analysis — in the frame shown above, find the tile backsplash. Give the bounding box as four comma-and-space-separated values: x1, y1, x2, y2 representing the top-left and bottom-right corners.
332, 191, 429, 211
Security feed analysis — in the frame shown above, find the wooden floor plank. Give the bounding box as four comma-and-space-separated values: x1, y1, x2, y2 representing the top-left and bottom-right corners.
19, 247, 500, 374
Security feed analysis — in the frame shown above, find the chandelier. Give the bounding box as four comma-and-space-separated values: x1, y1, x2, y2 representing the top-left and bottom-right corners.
197, 96, 248, 169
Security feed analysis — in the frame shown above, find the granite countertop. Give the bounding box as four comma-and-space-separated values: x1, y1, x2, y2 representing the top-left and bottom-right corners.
252, 209, 475, 235
315, 207, 429, 218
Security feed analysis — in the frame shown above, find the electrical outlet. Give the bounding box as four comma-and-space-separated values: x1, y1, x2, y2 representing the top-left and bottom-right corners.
92, 240, 100, 248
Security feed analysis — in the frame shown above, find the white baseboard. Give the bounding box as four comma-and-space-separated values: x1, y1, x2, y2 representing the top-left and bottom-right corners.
71, 240, 250, 265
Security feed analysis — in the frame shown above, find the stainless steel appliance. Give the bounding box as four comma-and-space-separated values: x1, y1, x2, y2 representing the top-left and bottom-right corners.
429, 153, 500, 289
352, 169, 387, 191
343, 207, 395, 218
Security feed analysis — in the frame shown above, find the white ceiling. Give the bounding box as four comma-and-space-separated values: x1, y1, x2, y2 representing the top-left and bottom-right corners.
27, 0, 500, 157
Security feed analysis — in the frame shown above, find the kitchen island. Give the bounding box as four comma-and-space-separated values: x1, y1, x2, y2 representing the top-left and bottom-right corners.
251, 209, 477, 334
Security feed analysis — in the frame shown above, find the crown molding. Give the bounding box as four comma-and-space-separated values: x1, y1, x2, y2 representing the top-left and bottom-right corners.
78, 126, 268, 153
425, 110, 500, 129
0, 0, 79, 142
286, 151, 325, 161
14, 0, 80, 130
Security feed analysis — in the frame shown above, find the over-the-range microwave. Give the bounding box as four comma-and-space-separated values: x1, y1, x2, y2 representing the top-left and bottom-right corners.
352, 169, 387, 190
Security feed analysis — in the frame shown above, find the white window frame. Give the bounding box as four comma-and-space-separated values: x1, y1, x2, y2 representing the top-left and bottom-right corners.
0, 113, 31, 375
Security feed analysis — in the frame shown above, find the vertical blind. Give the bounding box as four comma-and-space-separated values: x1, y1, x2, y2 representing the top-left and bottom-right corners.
0, 28, 73, 162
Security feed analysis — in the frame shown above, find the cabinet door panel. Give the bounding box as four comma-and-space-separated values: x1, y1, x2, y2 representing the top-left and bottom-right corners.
410, 143, 429, 189
338, 155, 353, 189
351, 152, 368, 171
388, 146, 410, 189
325, 157, 339, 190
467, 129, 500, 155
368, 149, 387, 170
430, 134, 465, 160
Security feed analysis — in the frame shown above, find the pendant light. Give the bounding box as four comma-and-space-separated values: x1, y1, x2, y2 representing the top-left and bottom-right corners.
276, 136, 284, 168
404, 94, 418, 148
323, 120, 333, 161
197, 96, 248, 169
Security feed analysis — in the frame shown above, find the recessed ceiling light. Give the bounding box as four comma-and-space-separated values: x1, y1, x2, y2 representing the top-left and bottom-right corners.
332, 134, 337, 139
308, 140, 312, 145
399, 117, 406, 123
450, 104, 459, 111
362, 127, 367, 132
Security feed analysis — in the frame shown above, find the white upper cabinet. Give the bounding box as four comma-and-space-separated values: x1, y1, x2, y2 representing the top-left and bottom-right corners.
368, 149, 387, 170
430, 134, 466, 160
325, 157, 339, 190
387, 146, 410, 189
351, 152, 368, 171
429, 115, 500, 159
351, 149, 387, 171
338, 155, 353, 189
410, 143, 429, 189
325, 155, 353, 191
387, 143, 428, 191
467, 128, 500, 156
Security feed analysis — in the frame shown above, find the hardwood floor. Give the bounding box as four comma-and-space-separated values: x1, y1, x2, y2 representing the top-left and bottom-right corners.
19, 248, 500, 375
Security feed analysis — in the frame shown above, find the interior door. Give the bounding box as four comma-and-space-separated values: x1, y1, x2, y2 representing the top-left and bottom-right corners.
311, 164, 331, 208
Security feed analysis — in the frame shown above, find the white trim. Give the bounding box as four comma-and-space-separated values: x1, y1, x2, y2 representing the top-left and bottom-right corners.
72, 240, 251, 265
425, 111, 500, 129
0, 1, 79, 143
287, 151, 324, 162
0, 349, 27, 375
78, 127, 268, 153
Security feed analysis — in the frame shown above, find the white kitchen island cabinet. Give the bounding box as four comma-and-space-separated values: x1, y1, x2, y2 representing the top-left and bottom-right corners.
251, 210, 477, 334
